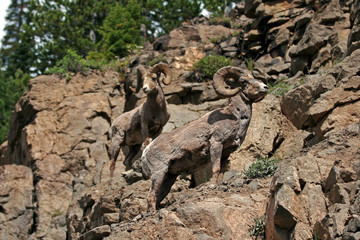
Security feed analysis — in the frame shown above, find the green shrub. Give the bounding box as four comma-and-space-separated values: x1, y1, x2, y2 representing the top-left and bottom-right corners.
244, 156, 279, 179
52, 209, 63, 218
269, 81, 293, 96
245, 58, 254, 71
46, 50, 106, 78
46, 50, 89, 75
148, 55, 165, 66
248, 216, 266, 238
208, 15, 232, 28
193, 55, 234, 79
311, 231, 321, 240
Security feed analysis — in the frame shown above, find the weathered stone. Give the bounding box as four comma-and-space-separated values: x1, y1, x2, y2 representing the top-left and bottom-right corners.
308, 76, 360, 123
291, 23, 334, 56
281, 83, 313, 128
348, 1, 360, 55
290, 222, 313, 240
293, 10, 314, 29
167, 26, 201, 49
273, 185, 303, 230
229, 95, 283, 172
271, 163, 301, 193
300, 183, 327, 226
268, 27, 290, 53
83, 225, 111, 240
290, 56, 309, 75
0, 165, 34, 240
319, 100, 360, 138
310, 43, 332, 73
246, 29, 262, 41
267, 122, 360, 240
267, 58, 291, 75
34, 180, 73, 236
244, 0, 261, 18
220, 37, 238, 49
315, 0, 344, 24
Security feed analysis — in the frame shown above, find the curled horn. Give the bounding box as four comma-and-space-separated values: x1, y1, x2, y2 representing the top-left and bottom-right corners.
151, 63, 172, 85
213, 66, 244, 97
130, 65, 146, 93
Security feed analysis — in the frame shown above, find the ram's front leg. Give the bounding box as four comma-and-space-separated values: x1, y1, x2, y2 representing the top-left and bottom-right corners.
141, 118, 151, 147
209, 140, 223, 184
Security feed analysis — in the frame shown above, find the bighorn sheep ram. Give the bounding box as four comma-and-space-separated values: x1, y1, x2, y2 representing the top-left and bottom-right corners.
141, 66, 269, 210
109, 63, 172, 177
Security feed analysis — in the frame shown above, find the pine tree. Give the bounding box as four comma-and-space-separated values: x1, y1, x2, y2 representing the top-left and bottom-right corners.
0, 0, 34, 76
29, 0, 119, 73
98, 0, 145, 58
143, 0, 202, 39
203, 0, 229, 15
0, 69, 30, 143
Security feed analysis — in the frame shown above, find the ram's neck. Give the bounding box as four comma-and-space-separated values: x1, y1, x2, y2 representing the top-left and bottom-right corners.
227, 94, 253, 121
146, 85, 167, 109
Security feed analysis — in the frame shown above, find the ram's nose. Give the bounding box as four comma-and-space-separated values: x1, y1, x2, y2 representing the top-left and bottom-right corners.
260, 84, 269, 93
143, 86, 149, 93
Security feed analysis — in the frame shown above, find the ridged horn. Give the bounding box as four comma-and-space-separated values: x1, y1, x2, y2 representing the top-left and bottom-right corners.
151, 63, 172, 85
130, 65, 146, 93
213, 66, 243, 97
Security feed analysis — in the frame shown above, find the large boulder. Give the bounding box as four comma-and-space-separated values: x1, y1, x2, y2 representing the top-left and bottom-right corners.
281, 49, 360, 139
3, 71, 121, 239
67, 175, 271, 240
266, 122, 360, 240
0, 165, 34, 240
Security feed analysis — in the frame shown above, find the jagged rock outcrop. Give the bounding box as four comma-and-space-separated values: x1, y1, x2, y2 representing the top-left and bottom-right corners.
67, 173, 271, 240
281, 49, 360, 142
2, 71, 121, 239
243, 0, 353, 78
266, 122, 360, 240
0, 165, 34, 240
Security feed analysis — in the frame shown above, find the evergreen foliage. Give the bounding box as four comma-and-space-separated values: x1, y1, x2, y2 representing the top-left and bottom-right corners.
144, 0, 202, 38
0, 69, 30, 142
203, 0, 229, 15
46, 50, 100, 78
0, 0, 35, 76
98, 0, 145, 58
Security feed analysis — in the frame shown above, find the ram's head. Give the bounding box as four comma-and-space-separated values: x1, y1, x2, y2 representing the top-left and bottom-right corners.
213, 66, 268, 102
130, 63, 172, 94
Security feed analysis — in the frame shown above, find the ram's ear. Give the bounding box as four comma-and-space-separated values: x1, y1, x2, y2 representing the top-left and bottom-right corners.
151, 63, 172, 85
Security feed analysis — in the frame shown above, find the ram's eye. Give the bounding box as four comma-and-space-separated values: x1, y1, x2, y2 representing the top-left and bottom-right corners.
151, 73, 157, 80
241, 80, 249, 87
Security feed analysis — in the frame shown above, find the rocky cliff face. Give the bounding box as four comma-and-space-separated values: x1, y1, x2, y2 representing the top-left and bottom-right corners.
0, 1, 359, 240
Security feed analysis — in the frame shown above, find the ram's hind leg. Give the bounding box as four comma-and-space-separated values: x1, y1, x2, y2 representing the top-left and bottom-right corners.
156, 173, 178, 208
110, 130, 124, 178
147, 169, 174, 211
209, 140, 223, 184
218, 156, 230, 184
